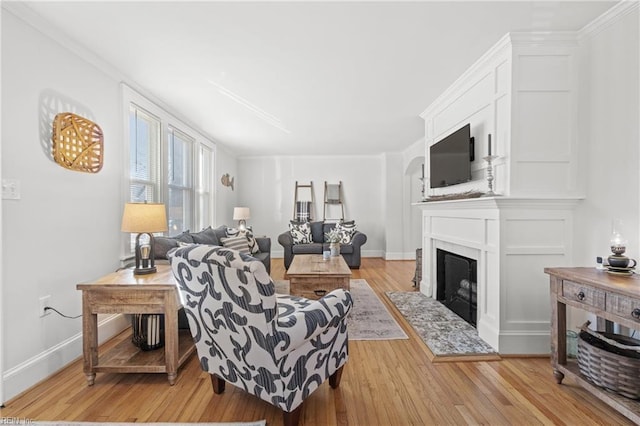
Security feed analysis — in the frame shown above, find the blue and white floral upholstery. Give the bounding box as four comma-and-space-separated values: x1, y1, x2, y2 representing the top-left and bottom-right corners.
169, 244, 352, 426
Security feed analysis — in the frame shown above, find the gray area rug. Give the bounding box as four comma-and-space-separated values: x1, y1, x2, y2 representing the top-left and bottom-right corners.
275, 279, 408, 341
386, 291, 497, 357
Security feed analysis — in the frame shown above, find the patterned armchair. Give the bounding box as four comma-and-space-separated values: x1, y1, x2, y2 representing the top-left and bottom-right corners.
169, 244, 352, 426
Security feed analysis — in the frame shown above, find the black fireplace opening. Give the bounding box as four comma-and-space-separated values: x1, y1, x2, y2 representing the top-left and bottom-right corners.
436, 249, 478, 327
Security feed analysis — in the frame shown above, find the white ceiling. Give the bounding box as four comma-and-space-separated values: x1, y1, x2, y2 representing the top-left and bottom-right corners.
19, 1, 616, 156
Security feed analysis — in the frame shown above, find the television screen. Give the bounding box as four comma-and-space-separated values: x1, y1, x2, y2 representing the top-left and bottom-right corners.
430, 123, 472, 189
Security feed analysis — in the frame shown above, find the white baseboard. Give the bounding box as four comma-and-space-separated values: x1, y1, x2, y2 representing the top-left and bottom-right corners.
2, 314, 129, 403
497, 330, 551, 355
384, 252, 416, 260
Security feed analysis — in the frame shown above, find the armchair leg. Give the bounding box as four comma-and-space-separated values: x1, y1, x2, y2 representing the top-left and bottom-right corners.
329, 366, 344, 389
210, 374, 226, 394
283, 404, 303, 426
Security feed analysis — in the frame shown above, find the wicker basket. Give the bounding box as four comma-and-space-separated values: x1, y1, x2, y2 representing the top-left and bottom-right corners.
52, 112, 103, 173
577, 321, 640, 399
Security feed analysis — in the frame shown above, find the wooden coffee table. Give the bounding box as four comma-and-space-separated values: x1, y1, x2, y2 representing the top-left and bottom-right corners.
286, 254, 351, 299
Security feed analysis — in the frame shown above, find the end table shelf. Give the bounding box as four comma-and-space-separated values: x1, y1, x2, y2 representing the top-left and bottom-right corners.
95, 329, 194, 374
77, 265, 196, 385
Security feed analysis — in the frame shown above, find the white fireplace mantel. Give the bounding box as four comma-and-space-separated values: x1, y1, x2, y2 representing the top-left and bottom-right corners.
413, 196, 582, 354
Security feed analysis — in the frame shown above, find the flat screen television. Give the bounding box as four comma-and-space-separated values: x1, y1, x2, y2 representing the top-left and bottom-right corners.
429, 123, 472, 189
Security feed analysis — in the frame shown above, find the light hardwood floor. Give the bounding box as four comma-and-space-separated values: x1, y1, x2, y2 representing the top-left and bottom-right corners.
0, 258, 634, 425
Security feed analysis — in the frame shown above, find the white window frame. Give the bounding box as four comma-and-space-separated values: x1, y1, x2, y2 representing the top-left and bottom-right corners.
121, 84, 216, 259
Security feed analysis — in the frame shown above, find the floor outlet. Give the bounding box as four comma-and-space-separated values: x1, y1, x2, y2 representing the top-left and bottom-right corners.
39, 295, 51, 317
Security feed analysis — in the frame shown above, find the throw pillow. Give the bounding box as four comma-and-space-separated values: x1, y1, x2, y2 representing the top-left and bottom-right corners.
226, 227, 260, 254
289, 221, 312, 244
335, 221, 357, 244
191, 226, 219, 245
220, 236, 250, 254
154, 231, 194, 259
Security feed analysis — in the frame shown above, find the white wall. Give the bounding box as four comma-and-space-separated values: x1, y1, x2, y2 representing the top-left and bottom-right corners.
383, 152, 404, 259
1, 10, 128, 400
236, 155, 386, 258
403, 138, 426, 257
0, 7, 237, 402
574, 5, 639, 267
215, 145, 238, 227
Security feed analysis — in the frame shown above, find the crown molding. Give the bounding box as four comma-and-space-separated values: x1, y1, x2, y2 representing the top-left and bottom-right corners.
579, 0, 639, 40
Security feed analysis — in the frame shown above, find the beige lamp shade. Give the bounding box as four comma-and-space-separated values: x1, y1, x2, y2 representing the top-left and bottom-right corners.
233, 207, 251, 221
121, 203, 168, 233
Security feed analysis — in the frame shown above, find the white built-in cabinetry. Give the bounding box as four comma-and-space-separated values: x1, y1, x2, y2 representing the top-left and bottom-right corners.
416, 33, 585, 354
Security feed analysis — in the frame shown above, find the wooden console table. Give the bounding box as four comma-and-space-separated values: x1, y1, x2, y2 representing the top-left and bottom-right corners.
545, 267, 640, 423
77, 265, 195, 385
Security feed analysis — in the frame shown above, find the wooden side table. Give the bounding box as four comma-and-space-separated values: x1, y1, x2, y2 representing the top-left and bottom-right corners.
76, 265, 195, 385
545, 267, 640, 423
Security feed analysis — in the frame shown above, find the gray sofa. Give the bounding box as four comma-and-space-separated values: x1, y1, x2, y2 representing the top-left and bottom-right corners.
278, 221, 367, 269
154, 225, 271, 274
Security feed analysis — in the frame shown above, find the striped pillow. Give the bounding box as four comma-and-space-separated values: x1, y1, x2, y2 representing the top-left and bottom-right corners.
220, 236, 250, 254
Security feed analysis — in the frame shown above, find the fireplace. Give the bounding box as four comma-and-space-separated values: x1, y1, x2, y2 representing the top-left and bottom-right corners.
436, 249, 477, 327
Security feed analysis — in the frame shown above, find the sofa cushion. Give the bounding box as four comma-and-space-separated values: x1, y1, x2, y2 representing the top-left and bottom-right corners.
322, 243, 354, 254
289, 221, 312, 244
191, 226, 220, 245
211, 225, 228, 243
154, 231, 194, 259
220, 235, 250, 254
292, 243, 324, 254
309, 221, 325, 243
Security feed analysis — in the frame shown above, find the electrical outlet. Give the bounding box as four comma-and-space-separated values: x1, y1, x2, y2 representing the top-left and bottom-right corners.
39, 295, 51, 317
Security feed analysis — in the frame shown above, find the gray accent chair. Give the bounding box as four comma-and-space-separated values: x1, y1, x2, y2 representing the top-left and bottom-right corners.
278, 221, 367, 269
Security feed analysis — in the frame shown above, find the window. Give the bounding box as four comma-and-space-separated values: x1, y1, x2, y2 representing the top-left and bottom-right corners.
129, 105, 161, 203
123, 85, 216, 257
167, 127, 194, 234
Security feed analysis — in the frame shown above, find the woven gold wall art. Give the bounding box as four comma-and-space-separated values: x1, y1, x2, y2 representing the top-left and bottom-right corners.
52, 112, 104, 173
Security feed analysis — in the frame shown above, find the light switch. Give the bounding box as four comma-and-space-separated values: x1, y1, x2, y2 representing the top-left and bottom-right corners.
2, 179, 21, 200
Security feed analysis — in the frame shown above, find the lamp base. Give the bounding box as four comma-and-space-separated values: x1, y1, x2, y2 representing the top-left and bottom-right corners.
133, 266, 157, 275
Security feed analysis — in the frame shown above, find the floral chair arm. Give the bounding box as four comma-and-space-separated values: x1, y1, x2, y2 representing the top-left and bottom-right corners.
274, 289, 352, 356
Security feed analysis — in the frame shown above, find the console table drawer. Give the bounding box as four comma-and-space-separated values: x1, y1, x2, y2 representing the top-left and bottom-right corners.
561, 280, 605, 309
606, 293, 640, 323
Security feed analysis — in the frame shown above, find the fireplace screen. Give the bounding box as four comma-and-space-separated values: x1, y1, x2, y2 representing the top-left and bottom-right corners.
436, 249, 477, 326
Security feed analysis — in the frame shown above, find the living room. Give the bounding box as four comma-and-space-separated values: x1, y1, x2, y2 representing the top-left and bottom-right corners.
1, 1, 639, 424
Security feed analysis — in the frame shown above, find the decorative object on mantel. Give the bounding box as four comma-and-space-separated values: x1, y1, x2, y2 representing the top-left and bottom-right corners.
52, 112, 103, 173
483, 134, 499, 196
607, 221, 637, 275
220, 173, 234, 190
423, 190, 484, 202
419, 163, 426, 200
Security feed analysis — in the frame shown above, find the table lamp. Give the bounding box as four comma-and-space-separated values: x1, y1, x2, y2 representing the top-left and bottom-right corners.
121, 202, 168, 275
233, 207, 251, 231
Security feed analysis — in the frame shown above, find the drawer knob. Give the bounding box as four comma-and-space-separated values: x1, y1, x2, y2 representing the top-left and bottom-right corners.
314, 290, 327, 297
576, 291, 586, 301
632, 308, 640, 320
